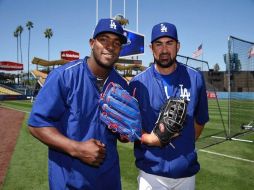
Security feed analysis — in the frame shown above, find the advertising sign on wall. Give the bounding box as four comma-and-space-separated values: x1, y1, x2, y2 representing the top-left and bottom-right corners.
0, 61, 23, 71
61, 50, 80, 61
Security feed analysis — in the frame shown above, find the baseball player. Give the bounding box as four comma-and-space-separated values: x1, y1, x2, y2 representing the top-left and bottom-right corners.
129, 22, 209, 190
28, 18, 128, 190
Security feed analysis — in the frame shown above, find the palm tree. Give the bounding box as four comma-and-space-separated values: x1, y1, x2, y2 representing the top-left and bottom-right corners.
16, 25, 23, 64
44, 28, 53, 61
13, 30, 19, 63
44, 28, 53, 71
26, 21, 34, 84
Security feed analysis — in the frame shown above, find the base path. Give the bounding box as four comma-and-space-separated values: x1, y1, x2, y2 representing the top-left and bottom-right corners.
0, 107, 25, 187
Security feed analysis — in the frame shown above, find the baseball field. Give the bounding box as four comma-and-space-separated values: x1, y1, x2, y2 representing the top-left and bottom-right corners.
0, 100, 253, 190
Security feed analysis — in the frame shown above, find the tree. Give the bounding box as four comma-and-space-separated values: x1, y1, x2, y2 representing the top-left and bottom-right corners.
213, 63, 220, 72
44, 28, 53, 61
16, 25, 23, 64
26, 21, 34, 84
13, 30, 19, 63
44, 28, 53, 71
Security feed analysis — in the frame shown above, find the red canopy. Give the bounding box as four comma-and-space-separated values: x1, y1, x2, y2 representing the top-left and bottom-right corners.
0, 61, 23, 71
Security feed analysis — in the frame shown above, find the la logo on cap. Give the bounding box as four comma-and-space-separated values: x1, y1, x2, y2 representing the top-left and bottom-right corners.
110, 20, 117, 29
160, 24, 167, 32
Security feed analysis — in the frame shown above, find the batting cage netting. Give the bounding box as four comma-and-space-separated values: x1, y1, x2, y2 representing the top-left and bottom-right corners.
226, 36, 254, 141
177, 55, 227, 149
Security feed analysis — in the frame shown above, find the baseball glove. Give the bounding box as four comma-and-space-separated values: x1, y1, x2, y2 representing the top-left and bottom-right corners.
99, 82, 141, 142
153, 98, 188, 147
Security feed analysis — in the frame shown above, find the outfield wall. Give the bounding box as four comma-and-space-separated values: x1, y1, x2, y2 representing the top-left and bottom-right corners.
0, 95, 28, 101
208, 92, 254, 100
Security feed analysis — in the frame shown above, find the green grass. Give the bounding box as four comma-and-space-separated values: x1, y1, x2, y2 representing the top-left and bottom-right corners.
197, 148, 254, 190
2, 114, 48, 190
0, 100, 32, 113
1, 100, 254, 190
118, 143, 138, 189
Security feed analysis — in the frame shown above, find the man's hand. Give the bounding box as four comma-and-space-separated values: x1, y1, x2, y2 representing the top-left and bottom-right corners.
28, 127, 106, 167
72, 139, 106, 167
141, 131, 161, 146
141, 125, 179, 147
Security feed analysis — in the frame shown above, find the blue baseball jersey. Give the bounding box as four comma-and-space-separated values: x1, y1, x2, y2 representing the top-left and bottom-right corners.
129, 62, 209, 178
28, 57, 128, 190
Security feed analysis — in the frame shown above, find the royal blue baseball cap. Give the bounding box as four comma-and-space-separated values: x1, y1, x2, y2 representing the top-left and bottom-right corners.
93, 18, 127, 44
151, 22, 178, 43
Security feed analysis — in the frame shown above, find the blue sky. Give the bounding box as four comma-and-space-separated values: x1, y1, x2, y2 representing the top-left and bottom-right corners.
1, 0, 254, 72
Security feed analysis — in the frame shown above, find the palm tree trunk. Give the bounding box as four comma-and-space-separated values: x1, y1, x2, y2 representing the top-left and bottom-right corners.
48, 38, 50, 61
27, 30, 31, 85
48, 38, 50, 72
17, 36, 19, 63
20, 34, 23, 64
17, 35, 20, 85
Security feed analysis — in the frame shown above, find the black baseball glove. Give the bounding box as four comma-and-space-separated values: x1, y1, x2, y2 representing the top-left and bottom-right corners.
153, 98, 188, 147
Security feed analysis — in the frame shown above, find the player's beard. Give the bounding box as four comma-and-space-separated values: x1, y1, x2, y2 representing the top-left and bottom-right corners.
154, 53, 176, 68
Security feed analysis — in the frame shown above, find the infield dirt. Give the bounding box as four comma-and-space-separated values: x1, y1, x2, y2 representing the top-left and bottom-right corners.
0, 107, 25, 188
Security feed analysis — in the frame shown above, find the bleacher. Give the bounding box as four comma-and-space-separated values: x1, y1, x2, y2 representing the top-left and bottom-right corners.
0, 85, 22, 95
31, 70, 48, 87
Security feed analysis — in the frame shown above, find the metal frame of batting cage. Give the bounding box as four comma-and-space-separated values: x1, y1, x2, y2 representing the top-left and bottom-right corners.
177, 54, 228, 148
